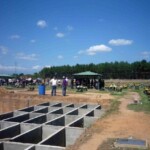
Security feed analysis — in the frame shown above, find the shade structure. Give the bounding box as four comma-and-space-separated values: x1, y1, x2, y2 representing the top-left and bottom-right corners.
0, 74, 13, 78
73, 71, 101, 77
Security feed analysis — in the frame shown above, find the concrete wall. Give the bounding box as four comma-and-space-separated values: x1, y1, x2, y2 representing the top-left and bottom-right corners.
0, 102, 104, 149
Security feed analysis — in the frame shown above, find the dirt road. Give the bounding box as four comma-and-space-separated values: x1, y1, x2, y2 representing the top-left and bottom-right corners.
73, 92, 150, 150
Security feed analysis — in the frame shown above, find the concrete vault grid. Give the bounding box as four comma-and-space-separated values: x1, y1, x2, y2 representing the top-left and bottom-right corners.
0, 101, 105, 150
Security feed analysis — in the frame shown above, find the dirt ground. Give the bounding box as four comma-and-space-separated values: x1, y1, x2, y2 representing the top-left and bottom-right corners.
0, 87, 150, 150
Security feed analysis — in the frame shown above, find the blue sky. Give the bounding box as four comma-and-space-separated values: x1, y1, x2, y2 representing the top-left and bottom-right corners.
0, 0, 149, 74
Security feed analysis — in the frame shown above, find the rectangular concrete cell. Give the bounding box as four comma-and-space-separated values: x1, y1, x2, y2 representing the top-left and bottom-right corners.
0, 112, 14, 121
19, 106, 35, 112
51, 103, 62, 107
42, 125, 64, 139
86, 110, 94, 117
65, 127, 84, 146
41, 129, 66, 147
29, 112, 43, 119
67, 109, 78, 115
34, 106, 48, 111
5, 114, 31, 123
0, 121, 18, 130
34, 107, 49, 114
80, 104, 100, 109
0, 142, 33, 150
69, 118, 84, 128
46, 114, 63, 121
51, 109, 63, 115
65, 115, 81, 125
0, 123, 39, 140
46, 116, 65, 126
0, 102, 104, 149
0, 124, 20, 140
84, 116, 97, 128
11, 126, 63, 145
23, 114, 47, 124
11, 127, 43, 144
78, 108, 91, 116
37, 102, 58, 107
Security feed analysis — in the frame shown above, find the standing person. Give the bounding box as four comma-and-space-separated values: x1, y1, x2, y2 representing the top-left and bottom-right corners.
50, 76, 57, 96
62, 76, 67, 96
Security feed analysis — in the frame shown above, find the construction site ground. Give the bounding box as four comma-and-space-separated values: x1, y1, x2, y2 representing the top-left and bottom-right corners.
0, 84, 150, 150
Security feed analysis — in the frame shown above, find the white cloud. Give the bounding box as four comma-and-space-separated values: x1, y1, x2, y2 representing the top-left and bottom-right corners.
86, 44, 112, 55
0, 45, 8, 54
67, 25, 73, 31
10, 35, 20, 40
37, 20, 47, 28
57, 55, 63, 59
44, 65, 51, 68
0, 64, 27, 72
56, 32, 65, 38
141, 51, 150, 59
16, 53, 38, 61
30, 39, 36, 43
109, 39, 133, 46
32, 65, 41, 70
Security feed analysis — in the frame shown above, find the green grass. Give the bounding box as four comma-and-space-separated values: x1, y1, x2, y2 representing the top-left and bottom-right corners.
103, 99, 121, 118
127, 89, 150, 113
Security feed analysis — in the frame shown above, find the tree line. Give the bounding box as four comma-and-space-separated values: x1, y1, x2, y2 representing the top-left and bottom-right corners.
36, 60, 150, 79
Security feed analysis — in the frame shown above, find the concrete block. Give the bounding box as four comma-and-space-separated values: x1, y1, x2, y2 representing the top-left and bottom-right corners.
0, 123, 39, 140
34, 107, 49, 114
65, 115, 81, 125
65, 127, 84, 146
46, 114, 63, 121
19, 106, 35, 112
0, 112, 14, 121
35, 145, 65, 150
42, 125, 64, 139
84, 116, 97, 128
67, 109, 78, 115
0, 142, 33, 150
69, 118, 84, 128
0, 121, 19, 130
46, 116, 65, 126
11, 126, 63, 145
41, 128, 66, 147
23, 114, 47, 124
5, 114, 30, 123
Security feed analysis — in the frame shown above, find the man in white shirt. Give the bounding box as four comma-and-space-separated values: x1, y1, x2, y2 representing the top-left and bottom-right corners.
50, 76, 57, 96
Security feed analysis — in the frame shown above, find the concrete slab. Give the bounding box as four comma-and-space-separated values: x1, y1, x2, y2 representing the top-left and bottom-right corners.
114, 138, 148, 149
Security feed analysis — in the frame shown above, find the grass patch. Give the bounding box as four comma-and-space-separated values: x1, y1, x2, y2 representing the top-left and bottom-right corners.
103, 99, 121, 117
128, 90, 150, 113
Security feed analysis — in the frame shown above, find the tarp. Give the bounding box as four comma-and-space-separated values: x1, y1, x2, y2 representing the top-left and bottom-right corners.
73, 71, 101, 76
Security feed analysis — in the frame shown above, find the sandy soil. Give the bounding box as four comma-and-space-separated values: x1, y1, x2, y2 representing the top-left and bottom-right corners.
68, 92, 150, 150
0, 87, 150, 149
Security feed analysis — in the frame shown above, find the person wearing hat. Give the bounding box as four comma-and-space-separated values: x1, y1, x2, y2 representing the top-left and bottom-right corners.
62, 76, 67, 96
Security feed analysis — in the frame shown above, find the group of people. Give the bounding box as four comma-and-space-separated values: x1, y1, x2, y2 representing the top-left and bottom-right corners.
49, 76, 68, 96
